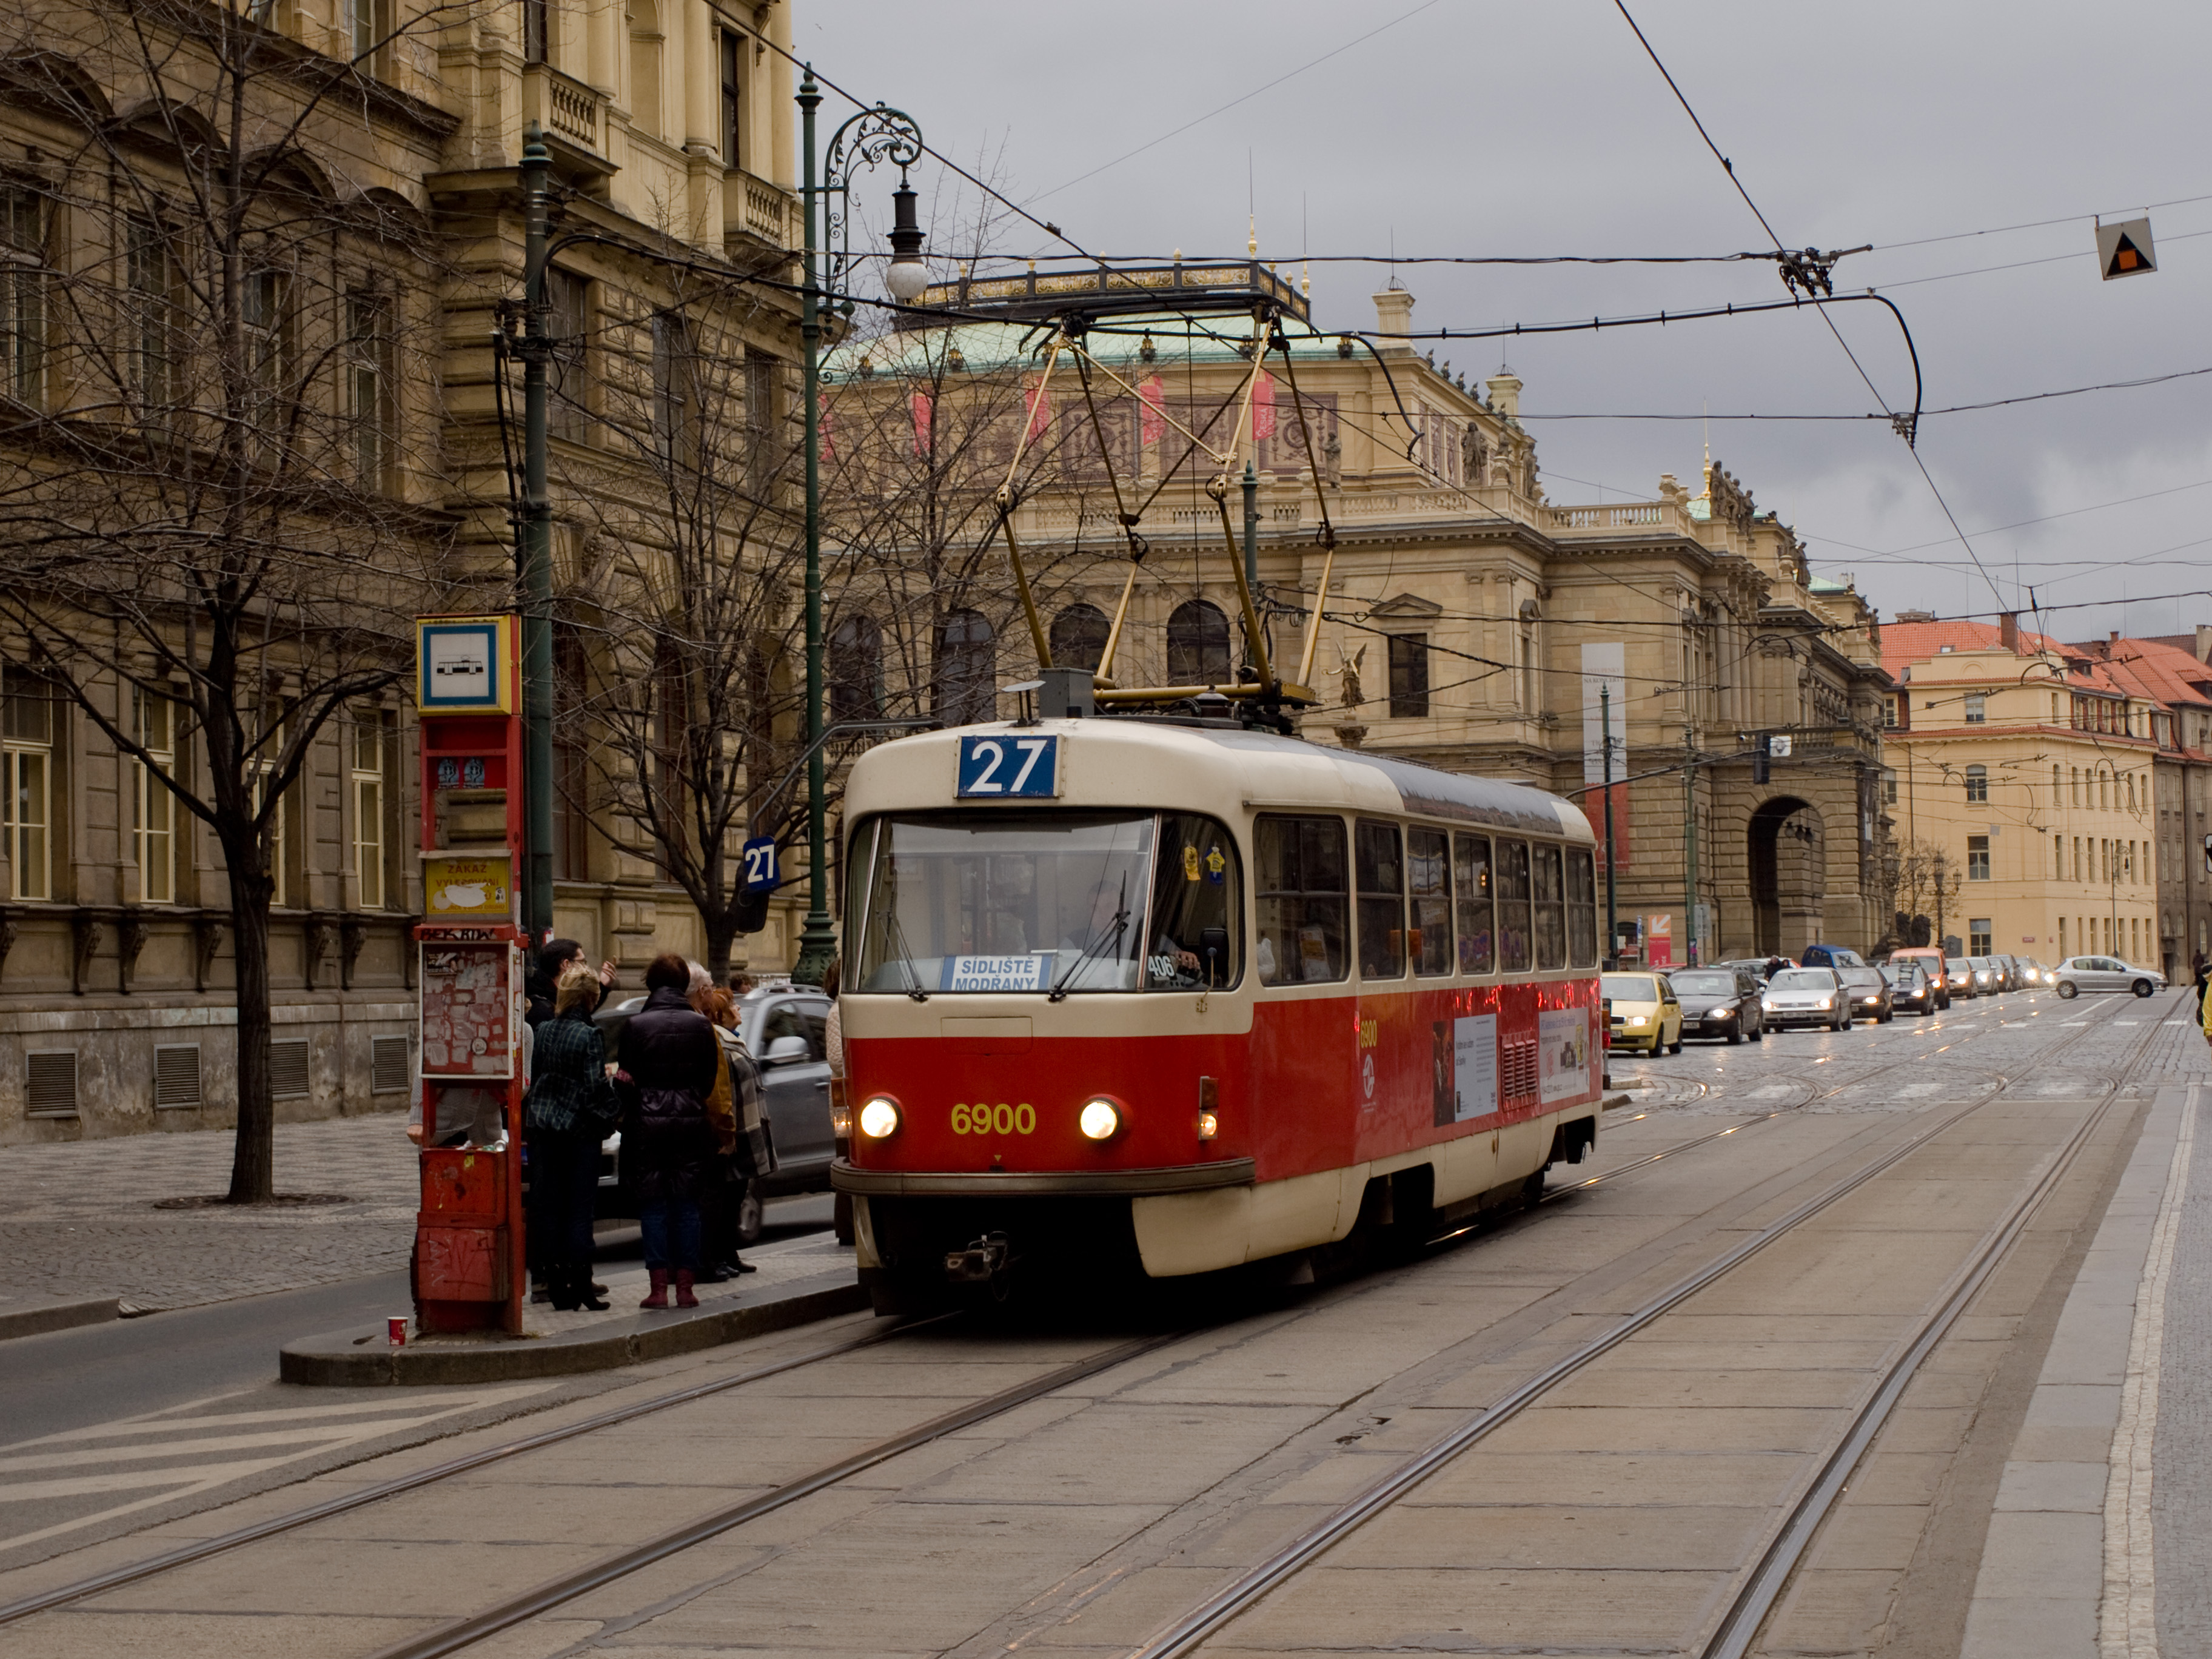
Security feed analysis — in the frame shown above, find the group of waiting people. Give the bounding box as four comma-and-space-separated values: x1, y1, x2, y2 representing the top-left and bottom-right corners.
521, 940, 778, 1312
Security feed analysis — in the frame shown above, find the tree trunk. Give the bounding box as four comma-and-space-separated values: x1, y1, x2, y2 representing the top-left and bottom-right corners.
226, 879, 276, 1203
702, 910, 737, 991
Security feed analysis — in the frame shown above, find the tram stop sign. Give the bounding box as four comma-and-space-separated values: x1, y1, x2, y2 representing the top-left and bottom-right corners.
740, 836, 780, 893
2097, 217, 2157, 280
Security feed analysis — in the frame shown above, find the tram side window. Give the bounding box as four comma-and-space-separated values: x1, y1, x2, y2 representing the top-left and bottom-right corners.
1356, 820, 1406, 979
1255, 815, 1347, 984
1453, 833, 1494, 974
1495, 837, 1532, 973
1566, 846, 1598, 967
1149, 813, 1242, 989
1532, 842, 1567, 971
1408, 826, 1452, 976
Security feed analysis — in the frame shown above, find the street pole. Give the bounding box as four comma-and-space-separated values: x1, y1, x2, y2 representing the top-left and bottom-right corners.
1601, 685, 1617, 969
518, 126, 554, 945
791, 71, 834, 987
1240, 458, 1259, 680
1683, 728, 1697, 966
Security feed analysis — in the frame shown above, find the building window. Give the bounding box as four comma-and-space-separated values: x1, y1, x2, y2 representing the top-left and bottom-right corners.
353, 706, 387, 909
2051, 692, 2060, 721
1967, 834, 1990, 881
3, 675, 53, 899
829, 614, 882, 722
2073, 836, 2081, 882
546, 267, 590, 443
1, 186, 44, 406
1969, 917, 1991, 955
2053, 837, 2063, 880
252, 731, 287, 909
133, 688, 176, 904
1387, 633, 1429, 718
553, 626, 590, 881
936, 609, 996, 726
522, 0, 549, 62
720, 28, 743, 167
1883, 768, 1897, 805
650, 310, 691, 466
628, 0, 663, 137
1883, 695, 1897, 729
1518, 623, 1537, 713
126, 215, 176, 407
1166, 600, 1230, 688
243, 269, 290, 441
347, 290, 394, 489
346, 0, 389, 61
1964, 692, 1986, 723
1048, 603, 1108, 672
743, 349, 778, 498
1964, 764, 1988, 803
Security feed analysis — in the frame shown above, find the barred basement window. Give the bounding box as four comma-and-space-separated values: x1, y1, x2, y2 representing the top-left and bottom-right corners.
269, 1038, 310, 1100
154, 1044, 203, 1108
370, 1034, 411, 1094
25, 1050, 76, 1117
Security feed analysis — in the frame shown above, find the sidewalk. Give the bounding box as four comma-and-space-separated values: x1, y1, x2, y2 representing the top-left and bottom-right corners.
0, 1111, 418, 1320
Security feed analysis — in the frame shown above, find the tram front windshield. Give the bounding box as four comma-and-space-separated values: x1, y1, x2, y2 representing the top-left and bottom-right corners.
853, 810, 1240, 994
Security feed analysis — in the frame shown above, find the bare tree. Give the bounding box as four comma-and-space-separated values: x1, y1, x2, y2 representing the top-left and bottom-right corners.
0, 0, 454, 1198
1884, 837, 1959, 950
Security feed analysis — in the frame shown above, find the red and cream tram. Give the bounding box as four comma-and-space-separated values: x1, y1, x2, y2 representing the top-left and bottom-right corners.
831, 711, 1604, 1310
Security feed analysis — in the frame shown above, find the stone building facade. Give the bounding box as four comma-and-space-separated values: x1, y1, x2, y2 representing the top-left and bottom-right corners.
0, 0, 803, 1142
820, 280, 1889, 966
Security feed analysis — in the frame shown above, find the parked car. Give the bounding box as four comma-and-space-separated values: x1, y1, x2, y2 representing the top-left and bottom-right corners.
2051, 956, 2167, 999
1966, 956, 2002, 995
593, 982, 837, 1235
1665, 967, 1766, 1044
1944, 957, 1977, 999
1886, 946, 1951, 1009
1883, 959, 1937, 1016
1993, 954, 2022, 991
1838, 965, 1894, 1023
2021, 959, 2051, 987
1761, 966, 1853, 1031
1601, 971, 1683, 1053
1799, 943, 1867, 971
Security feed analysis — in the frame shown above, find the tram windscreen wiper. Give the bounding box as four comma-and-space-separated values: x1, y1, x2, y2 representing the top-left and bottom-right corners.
1048, 873, 1128, 1003
884, 908, 930, 1002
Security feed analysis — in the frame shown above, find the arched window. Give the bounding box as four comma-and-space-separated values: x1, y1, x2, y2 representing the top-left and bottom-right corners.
936, 609, 996, 726
1963, 764, 1988, 803
1049, 603, 1109, 671
1167, 599, 1230, 687
830, 614, 881, 722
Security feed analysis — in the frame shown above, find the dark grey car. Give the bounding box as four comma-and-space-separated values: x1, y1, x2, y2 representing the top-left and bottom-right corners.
1838, 965, 1894, 1023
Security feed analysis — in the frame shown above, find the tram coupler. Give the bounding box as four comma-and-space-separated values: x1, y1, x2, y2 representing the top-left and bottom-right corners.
945, 1233, 1011, 1284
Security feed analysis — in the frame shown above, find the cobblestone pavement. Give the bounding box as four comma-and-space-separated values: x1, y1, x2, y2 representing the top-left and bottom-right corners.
0, 1110, 418, 1315
2158, 1079, 2212, 1652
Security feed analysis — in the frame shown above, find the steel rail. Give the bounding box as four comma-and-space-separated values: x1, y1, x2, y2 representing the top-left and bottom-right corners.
361, 1330, 1189, 1659
0, 1315, 925, 1628
1124, 995, 2151, 1659
1698, 1006, 2174, 1659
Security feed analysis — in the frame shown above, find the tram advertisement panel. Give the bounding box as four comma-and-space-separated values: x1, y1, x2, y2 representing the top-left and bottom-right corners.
1431, 1013, 1500, 1126
1538, 1006, 1594, 1104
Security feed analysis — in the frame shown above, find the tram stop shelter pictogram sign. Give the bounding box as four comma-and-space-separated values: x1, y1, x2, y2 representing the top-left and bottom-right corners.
411, 614, 528, 1336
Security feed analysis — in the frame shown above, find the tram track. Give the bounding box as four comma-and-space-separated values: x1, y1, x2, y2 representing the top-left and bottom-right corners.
1125, 993, 2171, 1659
0, 994, 2156, 1657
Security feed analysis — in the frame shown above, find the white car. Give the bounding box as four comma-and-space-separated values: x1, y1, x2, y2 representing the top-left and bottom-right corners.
2051, 956, 2166, 999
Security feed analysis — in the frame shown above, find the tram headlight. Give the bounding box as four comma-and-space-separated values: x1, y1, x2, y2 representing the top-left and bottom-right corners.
1078, 1098, 1122, 1141
857, 1096, 902, 1140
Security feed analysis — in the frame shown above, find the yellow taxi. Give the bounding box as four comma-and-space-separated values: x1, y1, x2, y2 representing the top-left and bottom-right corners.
1602, 971, 1683, 1055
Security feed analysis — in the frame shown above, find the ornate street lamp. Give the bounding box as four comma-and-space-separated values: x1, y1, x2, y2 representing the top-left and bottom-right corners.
794, 75, 925, 985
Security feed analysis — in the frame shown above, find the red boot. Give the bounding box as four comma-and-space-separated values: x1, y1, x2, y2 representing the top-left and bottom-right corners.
674, 1269, 699, 1309
639, 1267, 669, 1309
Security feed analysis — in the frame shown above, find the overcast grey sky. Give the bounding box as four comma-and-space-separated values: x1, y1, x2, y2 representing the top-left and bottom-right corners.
807, 0, 2211, 642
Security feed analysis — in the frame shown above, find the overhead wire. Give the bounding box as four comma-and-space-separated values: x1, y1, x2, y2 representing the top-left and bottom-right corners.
1607, 0, 2011, 615
1524, 361, 2212, 423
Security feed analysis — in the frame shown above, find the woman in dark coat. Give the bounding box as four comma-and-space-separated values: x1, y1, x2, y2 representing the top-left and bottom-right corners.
523, 964, 614, 1311
620, 952, 725, 1308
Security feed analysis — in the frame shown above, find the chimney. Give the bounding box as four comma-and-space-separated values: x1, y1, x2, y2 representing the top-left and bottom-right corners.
1371, 286, 1413, 349
1999, 612, 2019, 652
1895, 608, 1936, 623
1484, 367, 1522, 418
2196, 623, 2212, 664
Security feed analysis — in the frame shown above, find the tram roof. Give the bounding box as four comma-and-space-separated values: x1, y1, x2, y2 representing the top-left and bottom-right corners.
846, 720, 1594, 843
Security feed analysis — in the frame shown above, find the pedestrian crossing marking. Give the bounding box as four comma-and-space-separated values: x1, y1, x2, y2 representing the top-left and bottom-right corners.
0, 1383, 547, 1555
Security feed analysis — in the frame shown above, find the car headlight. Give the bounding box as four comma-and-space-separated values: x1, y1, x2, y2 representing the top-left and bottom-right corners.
1815, 996, 1832, 1009
1627, 1014, 1649, 1027
1078, 1098, 1121, 1141
857, 1096, 902, 1139
1709, 1007, 1735, 1019
1761, 999, 1774, 1010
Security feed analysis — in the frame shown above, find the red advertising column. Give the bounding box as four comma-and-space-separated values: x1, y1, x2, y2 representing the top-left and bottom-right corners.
411, 615, 529, 1336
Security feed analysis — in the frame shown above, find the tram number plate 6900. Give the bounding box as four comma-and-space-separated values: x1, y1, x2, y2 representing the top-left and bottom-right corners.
952, 1102, 1036, 1136
956, 734, 1059, 798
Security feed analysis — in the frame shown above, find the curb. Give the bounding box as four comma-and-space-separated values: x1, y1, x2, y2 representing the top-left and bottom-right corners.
280, 1273, 870, 1386
0, 1298, 121, 1342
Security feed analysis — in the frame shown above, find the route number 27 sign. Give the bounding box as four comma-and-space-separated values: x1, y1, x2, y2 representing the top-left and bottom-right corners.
956, 734, 1060, 799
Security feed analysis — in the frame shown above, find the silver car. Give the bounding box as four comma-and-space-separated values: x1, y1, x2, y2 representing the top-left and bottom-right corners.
2051, 956, 2166, 999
